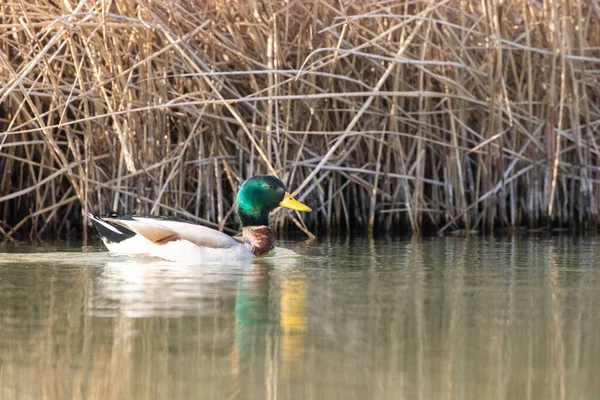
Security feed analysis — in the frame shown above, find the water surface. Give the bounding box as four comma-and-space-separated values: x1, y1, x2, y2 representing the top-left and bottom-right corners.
1, 236, 599, 399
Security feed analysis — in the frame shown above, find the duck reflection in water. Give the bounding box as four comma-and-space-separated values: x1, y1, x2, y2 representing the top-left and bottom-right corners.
232, 263, 270, 374
232, 258, 307, 380
89, 252, 307, 388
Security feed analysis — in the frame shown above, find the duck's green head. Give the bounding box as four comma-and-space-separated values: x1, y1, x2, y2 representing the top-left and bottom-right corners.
236, 176, 311, 227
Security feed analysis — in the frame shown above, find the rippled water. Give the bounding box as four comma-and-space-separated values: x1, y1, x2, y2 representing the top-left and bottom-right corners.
1, 236, 599, 399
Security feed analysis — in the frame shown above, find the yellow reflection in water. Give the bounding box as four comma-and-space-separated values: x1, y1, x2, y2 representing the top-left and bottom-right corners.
279, 270, 307, 375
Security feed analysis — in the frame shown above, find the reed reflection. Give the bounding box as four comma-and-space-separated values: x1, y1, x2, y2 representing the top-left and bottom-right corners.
0, 238, 599, 400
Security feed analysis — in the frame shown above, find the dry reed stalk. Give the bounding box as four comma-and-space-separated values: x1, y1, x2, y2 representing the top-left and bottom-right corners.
0, 0, 599, 240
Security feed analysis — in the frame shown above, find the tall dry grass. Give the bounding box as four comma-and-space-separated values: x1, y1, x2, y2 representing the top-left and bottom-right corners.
1, 0, 600, 239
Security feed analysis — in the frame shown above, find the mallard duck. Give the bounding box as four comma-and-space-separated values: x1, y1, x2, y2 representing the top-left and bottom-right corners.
88, 176, 311, 263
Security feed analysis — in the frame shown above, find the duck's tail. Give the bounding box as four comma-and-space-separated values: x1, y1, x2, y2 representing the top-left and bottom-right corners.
87, 213, 136, 243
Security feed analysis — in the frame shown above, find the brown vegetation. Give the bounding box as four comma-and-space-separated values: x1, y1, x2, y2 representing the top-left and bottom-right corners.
1, 0, 599, 239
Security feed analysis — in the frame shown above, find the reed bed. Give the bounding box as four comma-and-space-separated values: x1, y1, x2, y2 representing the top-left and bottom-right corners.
1, 0, 600, 239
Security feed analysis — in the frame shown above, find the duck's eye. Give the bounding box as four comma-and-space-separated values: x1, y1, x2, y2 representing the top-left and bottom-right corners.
266, 184, 274, 189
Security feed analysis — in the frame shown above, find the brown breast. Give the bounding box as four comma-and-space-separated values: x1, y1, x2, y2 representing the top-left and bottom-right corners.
241, 226, 275, 256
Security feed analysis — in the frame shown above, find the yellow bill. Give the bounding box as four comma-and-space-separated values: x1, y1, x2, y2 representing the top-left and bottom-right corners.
280, 192, 311, 212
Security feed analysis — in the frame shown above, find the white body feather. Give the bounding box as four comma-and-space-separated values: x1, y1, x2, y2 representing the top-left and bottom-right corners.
105, 238, 253, 264
91, 215, 253, 264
